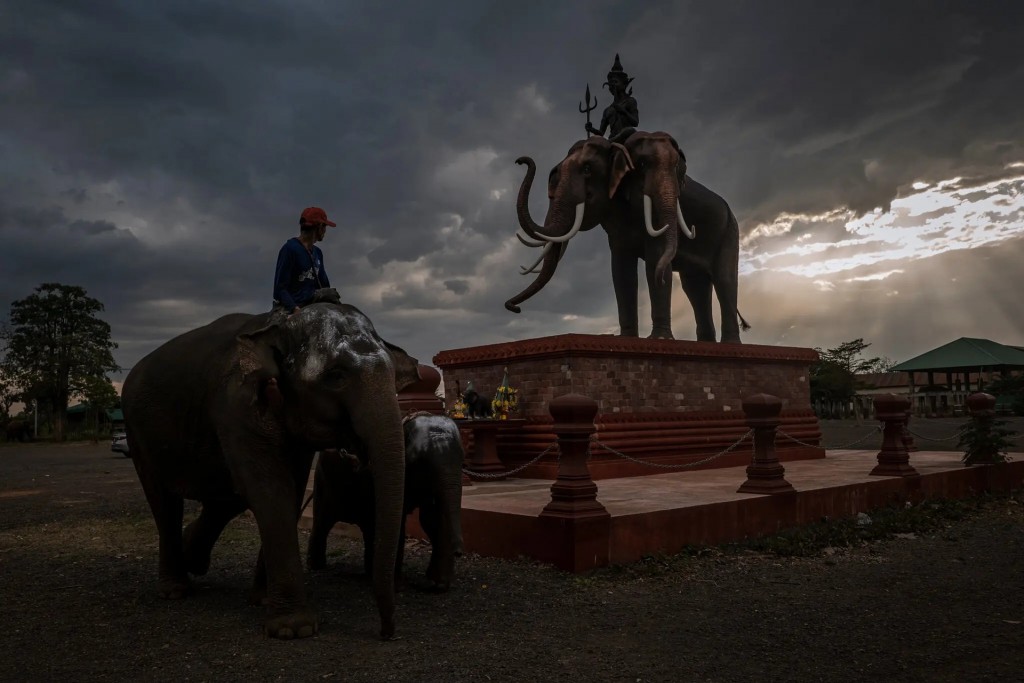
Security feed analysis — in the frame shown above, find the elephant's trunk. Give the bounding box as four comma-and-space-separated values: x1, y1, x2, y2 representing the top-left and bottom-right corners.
515, 156, 547, 241
349, 388, 406, 640
504, 242, 567, 312
649, 193, 679, 286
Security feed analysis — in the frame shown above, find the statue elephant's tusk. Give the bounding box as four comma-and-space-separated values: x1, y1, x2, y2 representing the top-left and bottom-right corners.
520, 243, 553, 274
676, 200, 696, 239
516, 230, 547, 248
527, 203, 585, 243
643, 195, 670, 237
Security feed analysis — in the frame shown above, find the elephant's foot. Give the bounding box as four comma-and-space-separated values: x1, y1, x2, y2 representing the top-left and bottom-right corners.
648, 328, 674, 340
158, 574, 191, 600
306, 551, 327, 571
182, 525, 212, 576
425, 559, 452, 592
264, 609, 319, 640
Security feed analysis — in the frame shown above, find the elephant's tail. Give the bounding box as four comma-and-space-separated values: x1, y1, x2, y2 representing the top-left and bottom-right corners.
738, 310, 751, 331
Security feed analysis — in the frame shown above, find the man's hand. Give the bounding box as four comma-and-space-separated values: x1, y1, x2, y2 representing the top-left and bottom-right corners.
288, 306, 301, 318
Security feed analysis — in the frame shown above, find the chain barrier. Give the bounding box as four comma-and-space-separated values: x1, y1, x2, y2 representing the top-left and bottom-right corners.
462, 441, 559, 479
905, 425, 968, 443
777, 425, 881, 450
590, 429, 753, 470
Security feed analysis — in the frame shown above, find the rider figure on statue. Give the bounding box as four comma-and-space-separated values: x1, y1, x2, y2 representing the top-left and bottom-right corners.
586, 54, 639, 143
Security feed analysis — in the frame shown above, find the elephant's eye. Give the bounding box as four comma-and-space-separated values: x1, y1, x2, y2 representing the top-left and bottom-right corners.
322, 367, 347, 384
582, 164, 592, 176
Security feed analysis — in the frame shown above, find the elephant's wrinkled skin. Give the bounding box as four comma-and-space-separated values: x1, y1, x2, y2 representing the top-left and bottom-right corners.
507, 132, 747, 342
121, 303, 419, 640
307, 414, 465, 592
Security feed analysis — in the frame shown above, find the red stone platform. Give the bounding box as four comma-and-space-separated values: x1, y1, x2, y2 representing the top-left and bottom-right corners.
301, 449, 1024, 571
433, 334, 825, 478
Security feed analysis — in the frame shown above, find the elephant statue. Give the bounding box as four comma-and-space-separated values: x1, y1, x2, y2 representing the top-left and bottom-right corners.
506, 131, 748, 343
121, 303, 420, 640
307, 412, 464, 591
461, 387, 493, 419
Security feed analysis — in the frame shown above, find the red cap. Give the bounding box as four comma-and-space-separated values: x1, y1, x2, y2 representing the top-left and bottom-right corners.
300, 206, 337, 227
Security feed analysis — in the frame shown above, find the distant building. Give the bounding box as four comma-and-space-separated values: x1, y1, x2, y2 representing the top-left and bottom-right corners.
855, 338, 1024, 417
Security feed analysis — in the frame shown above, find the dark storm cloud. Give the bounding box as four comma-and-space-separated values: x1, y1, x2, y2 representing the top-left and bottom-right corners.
1, 0, 1022, 374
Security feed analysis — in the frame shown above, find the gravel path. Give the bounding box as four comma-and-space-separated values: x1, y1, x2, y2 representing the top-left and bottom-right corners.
1, 440, 1022, 682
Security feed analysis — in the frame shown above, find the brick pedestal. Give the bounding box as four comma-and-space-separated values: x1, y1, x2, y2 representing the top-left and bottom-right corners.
433, 334, 824, 479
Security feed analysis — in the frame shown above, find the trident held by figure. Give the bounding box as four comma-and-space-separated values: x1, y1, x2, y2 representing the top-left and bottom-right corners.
579, 83, 597, 137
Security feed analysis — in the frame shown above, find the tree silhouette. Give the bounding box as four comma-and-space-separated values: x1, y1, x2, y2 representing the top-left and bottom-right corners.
1, 283, 119, 440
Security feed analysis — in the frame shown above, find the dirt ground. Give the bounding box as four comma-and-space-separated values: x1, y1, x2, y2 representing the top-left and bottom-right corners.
1, 437, 1022, 683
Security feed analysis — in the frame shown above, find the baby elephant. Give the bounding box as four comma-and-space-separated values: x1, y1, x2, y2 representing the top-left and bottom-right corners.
307, 413, 465, 591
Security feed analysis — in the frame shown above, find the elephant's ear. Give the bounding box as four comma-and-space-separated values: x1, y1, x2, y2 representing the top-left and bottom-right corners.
382, 339, 421, 393
608, 142, 635, 199
669, 135, 688, 186
236, 321, 284, 408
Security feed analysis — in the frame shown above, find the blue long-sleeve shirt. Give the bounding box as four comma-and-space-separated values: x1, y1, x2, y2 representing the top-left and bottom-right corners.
273, 237, 331, 312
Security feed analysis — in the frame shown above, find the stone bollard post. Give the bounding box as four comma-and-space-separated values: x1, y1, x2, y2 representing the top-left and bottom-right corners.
537, 394, 610, 572
870, 394, 919, 477
396, 364, 445, 415
737, 394, 795, 494
964, 392, 1001, 465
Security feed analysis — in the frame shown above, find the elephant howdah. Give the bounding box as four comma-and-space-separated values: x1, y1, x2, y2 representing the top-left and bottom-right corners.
507, 130, 749, 343
121, 303, 420, 640
307, 413, 465, 592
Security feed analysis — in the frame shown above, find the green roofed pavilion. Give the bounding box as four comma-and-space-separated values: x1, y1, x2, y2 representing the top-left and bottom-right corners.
892, 337, 1024, 373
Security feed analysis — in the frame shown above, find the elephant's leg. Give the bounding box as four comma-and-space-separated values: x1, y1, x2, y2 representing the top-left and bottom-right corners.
610, 247, 640, 337
131, 455, 189, 599
228, 446, 317, 640
714, 217, 743, 343
680, 270, 716, 342
183, 498, 245, 576
425, 449, 463, 591
306, 469, 336, 571
644, 255, 674, 339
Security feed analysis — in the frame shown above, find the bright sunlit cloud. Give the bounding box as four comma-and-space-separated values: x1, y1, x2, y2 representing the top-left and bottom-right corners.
743, 169, 1024, 280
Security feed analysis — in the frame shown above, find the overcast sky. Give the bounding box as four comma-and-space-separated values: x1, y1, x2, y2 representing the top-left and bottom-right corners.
2, 1, 1022, 384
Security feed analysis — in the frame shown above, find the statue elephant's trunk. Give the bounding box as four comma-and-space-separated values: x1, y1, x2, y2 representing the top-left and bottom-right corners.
504, 242, 567, 312
348, 388, 406, 640
644, 193, 679, 286
515, 157, 586, 243
515, 156, 547, 242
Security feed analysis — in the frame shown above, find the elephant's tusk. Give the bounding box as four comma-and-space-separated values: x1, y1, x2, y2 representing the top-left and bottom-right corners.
676, 200, 696, 239
644, 195, 670, 237
516, 230, 547, 248
519, 244, 552, 274
527, 203, 585, 243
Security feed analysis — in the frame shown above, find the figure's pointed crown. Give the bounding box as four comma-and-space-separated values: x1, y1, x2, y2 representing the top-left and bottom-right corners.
606, 53, 634, 85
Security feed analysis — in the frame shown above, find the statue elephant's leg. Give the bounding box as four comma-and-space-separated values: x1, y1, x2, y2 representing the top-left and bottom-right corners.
610, 247, 640, 336
644, 255, 674, 339
132, 454, 189, 599
715, 213, 743, 343
183, 499, 246, 576
680, 270, 717, 342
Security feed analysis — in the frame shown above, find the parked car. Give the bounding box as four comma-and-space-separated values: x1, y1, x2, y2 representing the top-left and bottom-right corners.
111, 431, 129, 457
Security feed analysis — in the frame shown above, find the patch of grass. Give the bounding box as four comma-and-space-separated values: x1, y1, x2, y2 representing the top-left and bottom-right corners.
582, 490, 1022, 583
